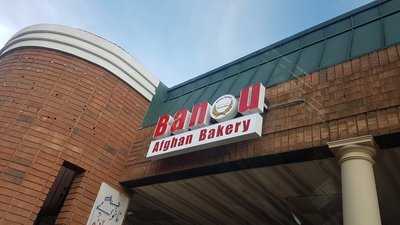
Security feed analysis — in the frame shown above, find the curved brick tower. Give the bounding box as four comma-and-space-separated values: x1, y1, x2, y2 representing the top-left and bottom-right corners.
0, 24, 158, 225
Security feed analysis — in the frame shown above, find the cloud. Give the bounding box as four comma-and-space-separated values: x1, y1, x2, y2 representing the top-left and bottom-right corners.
0, 0, 94, 48
0, 24, 14, 48
216, 0, 247, 61
0, 0, 375, 87
0, 0, 59, 48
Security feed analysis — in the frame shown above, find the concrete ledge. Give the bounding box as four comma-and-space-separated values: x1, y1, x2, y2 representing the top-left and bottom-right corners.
0, 24, 159, 101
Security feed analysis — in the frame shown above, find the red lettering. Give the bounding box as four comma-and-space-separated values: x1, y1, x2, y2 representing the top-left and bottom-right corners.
152, 142, 160, 153
225, 124, 233, 134
216, 125, 224, 137
189, 102, 210, 129
234, 122, 241, 132
153, 114, 173, 139
171, 137, 178, 148
178, 137, 185, 146
242, 119, 250, 132
185, 134, 193, 144
208, 129, 215, 139
199, 129, 207, 141
159, 140, 164, 150
171, 109, 191, 134
163, 140, 170, 151
238, 83, 265, 115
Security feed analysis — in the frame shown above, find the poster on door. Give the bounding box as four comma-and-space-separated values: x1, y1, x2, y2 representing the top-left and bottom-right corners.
86, 183, 129, 225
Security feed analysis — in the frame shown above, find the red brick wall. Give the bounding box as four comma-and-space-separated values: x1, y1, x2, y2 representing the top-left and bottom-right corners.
0, 48, 149, 225
123, 44, 400, 181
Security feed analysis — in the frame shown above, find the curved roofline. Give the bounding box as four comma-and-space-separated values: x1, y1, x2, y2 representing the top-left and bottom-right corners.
169, 0, 386, 91
0, 24, 160, 101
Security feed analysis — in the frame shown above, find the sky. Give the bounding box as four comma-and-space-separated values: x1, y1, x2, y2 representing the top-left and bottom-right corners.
0, 0, 373, 87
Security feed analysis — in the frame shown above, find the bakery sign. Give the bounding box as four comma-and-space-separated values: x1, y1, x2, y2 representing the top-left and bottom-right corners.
146, 82, 267, 160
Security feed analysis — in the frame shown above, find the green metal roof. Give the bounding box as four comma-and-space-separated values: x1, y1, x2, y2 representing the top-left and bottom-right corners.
143, 0, 400, 127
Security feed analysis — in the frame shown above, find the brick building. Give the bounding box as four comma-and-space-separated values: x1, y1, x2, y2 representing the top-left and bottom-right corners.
0, 1, 400, 225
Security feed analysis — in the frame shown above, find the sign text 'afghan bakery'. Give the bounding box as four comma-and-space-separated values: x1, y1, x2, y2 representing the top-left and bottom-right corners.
146, 83, 267, 160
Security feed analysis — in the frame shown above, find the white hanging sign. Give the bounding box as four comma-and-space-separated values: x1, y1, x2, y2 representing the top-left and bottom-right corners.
86, 183, 129, 225
147, 83, 266, 160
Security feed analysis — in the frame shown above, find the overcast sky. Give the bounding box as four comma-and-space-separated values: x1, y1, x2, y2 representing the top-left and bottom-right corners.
0, 0, 372, 87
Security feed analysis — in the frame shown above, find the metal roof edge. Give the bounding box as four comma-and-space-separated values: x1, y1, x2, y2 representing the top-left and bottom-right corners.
141, 82, 169, 128
168, 0, 387, 91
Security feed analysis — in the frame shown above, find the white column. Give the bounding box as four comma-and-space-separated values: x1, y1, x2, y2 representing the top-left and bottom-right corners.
328, 135, 382, 225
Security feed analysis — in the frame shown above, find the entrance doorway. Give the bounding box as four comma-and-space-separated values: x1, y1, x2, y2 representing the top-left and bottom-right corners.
34, 162, 83, 225
123, 149, 400, 225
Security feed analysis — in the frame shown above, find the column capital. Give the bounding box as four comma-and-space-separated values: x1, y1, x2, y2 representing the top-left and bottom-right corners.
327, 135, 378, 164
